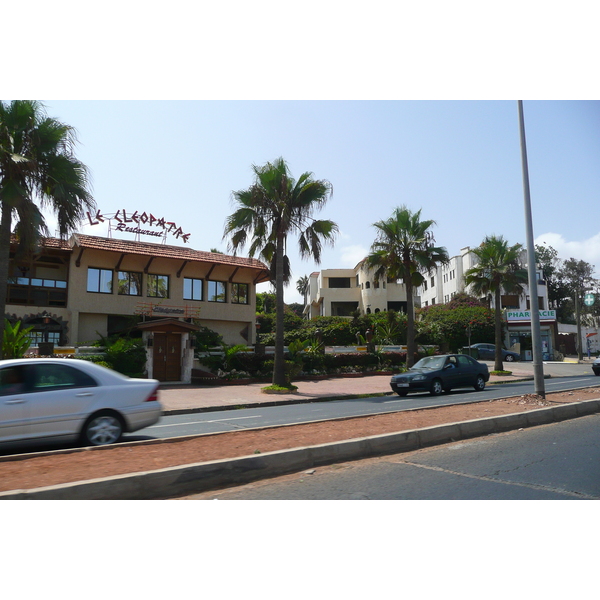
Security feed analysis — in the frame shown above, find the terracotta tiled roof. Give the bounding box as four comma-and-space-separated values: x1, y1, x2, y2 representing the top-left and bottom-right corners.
10, 235, 71, 251
40, 237, 72, 250
69, 234, 270, 279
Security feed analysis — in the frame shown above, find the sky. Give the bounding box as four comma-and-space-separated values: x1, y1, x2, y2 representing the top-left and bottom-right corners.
34, 99, 600, 305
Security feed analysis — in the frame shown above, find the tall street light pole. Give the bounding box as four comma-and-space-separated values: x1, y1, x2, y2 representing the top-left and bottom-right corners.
518, 100, 546, 398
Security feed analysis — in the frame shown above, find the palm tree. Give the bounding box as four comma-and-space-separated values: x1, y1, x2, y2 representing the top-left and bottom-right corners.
296, 274, 309, 316
366, 206, 448, 368
464, 235, 528, 371
224, 157, 337, 387
0, 100, 95, 358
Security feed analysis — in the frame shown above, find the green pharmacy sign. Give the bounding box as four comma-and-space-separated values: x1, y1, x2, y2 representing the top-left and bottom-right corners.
506, 310, 556, 321
584, 293, 595, 307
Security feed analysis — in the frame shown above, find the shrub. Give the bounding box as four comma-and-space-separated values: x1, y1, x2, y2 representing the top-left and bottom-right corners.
2, 319, 33, 359
104, 337, 147, 377
418, 304, 495, 352
192, 325, 223, 351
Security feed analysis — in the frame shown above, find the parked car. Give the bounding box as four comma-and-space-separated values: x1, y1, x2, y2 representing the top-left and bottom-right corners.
592, 357, 600, 376
390, 354, 490, 396
467, 343, 520, 362
0, 358, 161, 448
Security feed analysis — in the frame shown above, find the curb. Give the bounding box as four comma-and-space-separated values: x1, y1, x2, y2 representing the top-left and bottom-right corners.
2, 396, 599, 500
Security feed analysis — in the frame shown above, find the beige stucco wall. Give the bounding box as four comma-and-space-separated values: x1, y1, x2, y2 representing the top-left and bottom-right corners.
66, 246, 259, 346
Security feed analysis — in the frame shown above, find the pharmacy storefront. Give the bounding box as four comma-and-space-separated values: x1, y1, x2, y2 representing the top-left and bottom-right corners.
505, 310, 557, 361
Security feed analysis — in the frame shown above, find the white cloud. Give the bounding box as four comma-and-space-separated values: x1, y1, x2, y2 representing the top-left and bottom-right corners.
535, 232, 600, 272
339, 244, 369, 267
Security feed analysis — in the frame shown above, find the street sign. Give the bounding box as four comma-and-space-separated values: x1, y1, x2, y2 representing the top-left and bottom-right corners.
584, 293, 595, 306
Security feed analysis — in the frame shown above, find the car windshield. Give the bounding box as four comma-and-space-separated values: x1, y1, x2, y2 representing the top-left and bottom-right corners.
411, 356, 446, 370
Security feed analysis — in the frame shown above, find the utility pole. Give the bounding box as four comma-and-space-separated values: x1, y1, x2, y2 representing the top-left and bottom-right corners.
575, 287, 583, 361
517, 100, 546, 398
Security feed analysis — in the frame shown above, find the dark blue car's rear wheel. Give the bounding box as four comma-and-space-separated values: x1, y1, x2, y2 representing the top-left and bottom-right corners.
474, 375, 486, 391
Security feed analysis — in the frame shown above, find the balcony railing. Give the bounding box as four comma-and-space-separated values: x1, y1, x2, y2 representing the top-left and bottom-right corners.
7, 277, 68, 307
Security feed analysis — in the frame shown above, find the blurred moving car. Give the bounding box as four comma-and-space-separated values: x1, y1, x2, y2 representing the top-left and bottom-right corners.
592, 357, 600, 376
390, 354, 490, 397
0, 358, 161, 448
467, 343, 520, 362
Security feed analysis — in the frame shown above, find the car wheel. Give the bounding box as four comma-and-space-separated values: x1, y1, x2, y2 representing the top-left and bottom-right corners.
474, 375, 486, 391
430, 379, 444, 396
505, 354, 515, 362
81, 411, 124, 446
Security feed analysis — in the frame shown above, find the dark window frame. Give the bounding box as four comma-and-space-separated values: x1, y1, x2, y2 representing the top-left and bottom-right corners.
231, 282, 249, 305
207, 280, 227, 303
183, 277, 204, 301
87, 267, 113, 294
147, 273, 170, 298
117, 271, 142, 296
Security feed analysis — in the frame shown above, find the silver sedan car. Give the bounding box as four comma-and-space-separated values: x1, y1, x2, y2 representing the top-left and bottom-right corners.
0, 358, 162, 448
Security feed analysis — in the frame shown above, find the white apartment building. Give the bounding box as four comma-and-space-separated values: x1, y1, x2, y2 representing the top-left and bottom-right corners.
303, 260, 411, 319
419, 247, 475, 307
418, 246, 557, 360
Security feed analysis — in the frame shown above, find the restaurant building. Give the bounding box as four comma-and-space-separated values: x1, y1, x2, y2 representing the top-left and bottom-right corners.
5, 232, 270, 358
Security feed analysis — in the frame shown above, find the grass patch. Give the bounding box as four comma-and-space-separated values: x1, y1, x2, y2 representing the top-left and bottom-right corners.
491, 370, 512, 376
261, 384, 299, 394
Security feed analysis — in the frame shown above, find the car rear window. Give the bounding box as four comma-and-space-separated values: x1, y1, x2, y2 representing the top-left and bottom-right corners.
27, 363, 98, 391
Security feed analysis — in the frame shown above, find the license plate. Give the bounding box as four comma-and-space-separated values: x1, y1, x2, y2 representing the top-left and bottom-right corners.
396, 383, 409, 387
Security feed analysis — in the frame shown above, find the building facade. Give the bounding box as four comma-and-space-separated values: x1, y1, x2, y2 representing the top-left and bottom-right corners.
304, 261, 411, 318
5, 233, 270, 350
418, 247, 558, 359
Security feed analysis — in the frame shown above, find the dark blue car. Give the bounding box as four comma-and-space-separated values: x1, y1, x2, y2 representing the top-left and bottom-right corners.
468, 343, 520, 362
390, 354, 490, 397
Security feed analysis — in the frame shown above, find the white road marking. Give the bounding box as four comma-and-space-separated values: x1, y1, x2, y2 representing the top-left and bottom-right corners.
151, 415, 261, 428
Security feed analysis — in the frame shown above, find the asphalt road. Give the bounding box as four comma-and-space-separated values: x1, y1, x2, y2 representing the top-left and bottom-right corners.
183, 412, 600, 500
129, 366, 600, 441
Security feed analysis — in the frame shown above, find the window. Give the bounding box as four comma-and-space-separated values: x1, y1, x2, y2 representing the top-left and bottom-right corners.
184, 277, 203, 301
328, 277, 352, 288
526, 296, 544, 310
147, 274, 169, 298
502, 295, 520, 309
331, 301, 359, 316
208, 280, 226, 302
0, 366, 26, 396
430, 276, 435, 287
231, 282, 249, 304
118, 271, 142, 296
87, 268, 112, 294
28, 363, 97, 391
27, 331, 60, 345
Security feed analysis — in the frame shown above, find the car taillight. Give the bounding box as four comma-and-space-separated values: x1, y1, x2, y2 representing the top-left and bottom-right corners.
145, 386, 160, 402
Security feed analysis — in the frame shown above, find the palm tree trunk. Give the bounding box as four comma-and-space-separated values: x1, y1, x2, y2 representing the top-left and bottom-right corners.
494, 287, 504, 372
272, 233, 287, 386
0, 202, 13, 359
405, 276, 415, 368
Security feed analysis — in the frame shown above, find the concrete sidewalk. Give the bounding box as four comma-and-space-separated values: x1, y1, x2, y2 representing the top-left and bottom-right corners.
158, 367, 535, 414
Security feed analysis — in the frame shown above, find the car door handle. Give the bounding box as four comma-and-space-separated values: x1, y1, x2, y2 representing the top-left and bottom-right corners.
76, 392, 94, 397
4, 399, 25, 404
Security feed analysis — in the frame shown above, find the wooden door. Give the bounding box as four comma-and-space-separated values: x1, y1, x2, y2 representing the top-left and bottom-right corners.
153, 333, 182, 382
